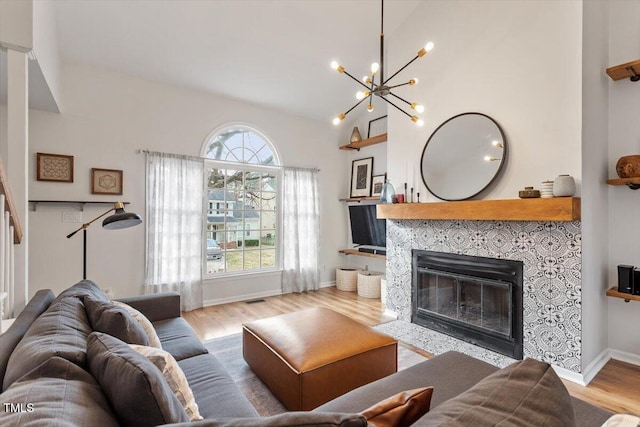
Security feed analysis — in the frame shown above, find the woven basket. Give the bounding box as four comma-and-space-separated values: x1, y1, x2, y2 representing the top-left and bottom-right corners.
336, 268, 361, 291
357, 271, 383, 299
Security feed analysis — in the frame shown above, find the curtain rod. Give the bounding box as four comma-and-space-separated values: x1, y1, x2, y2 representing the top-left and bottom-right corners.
136, 149, 319, 172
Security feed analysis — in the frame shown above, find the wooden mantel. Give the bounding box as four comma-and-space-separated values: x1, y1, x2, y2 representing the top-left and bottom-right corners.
377, 197, 580, 222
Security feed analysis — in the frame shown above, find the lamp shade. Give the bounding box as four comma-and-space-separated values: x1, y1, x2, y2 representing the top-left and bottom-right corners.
102, 203, 142, 230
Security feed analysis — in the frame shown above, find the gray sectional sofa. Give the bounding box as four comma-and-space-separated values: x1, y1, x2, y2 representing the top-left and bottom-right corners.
0, 280, 614, 426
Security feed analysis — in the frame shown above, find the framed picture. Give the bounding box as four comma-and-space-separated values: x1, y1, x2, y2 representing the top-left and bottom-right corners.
367, 115, 388, 138
36, 153, 74, 182
371, 174, 386, 197
350, 157, 373, 198
91, 168, 123, 195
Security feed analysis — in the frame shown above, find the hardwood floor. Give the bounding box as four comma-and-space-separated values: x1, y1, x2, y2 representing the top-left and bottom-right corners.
183, 286, 640, 417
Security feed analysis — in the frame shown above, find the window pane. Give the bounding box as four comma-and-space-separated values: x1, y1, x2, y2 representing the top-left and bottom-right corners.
244, 250, 260, 270
225, 250, 243, 272
261, 230, 276, 248
260, 192, 277, 211
261, 250, 276, 268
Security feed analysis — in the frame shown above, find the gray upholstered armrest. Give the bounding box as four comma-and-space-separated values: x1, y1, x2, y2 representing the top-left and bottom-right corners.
115, 292, 181, 322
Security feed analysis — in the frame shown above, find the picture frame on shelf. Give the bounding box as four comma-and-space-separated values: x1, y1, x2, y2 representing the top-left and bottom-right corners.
367, 115, 388, 138
371, 174, 386, 197
36, 153, 74, 183
91, 168, 123, 195
350, 157, 373, 198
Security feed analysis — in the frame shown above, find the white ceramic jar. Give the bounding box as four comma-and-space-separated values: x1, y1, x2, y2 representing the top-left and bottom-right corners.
553, 174, 576, 197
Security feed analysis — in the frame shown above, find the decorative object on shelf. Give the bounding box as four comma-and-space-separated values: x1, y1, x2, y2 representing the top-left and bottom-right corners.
606, 59, 640, 82
616, 155, 640, 178
420, 113, 507, 201
396, 194, 405, 203
518, 187, 541, 198
379, 178, 396, 203
36, 153, 74, 183
357, 271, 383, 299
540, 181, 554, 198
552, 175, 576, 197
617, 265, 635, 294
91, 168, 123, 195
367, 115, 388, 139
330, 0, 432, 126
336, 267, 361, 292
371, 174, 386, 197
349, 127, 362, 143
350, 157, 374, 198
66, 202, 142, 280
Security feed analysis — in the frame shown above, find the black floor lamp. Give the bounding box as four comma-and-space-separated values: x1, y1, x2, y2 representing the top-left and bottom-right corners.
66, 202, 142, 280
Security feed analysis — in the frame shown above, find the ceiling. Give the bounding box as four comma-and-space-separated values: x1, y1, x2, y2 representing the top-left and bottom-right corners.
52, 0, 423, 122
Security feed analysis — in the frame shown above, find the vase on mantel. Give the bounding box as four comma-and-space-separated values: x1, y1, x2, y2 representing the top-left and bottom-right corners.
553, 175, 576, 197
380, 179, 396, 203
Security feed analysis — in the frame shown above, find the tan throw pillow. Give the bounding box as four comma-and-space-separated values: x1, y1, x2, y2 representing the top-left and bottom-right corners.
112, 300, 162, 348
130, 344, 203, 421
361, 387, 433, 427
601, 414, 640, 427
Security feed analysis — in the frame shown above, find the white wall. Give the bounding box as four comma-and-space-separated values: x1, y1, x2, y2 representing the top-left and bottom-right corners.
607, 0, 640, 360
0, 0, 32, 51
32, 0, 61, 111
581, 0, 609, 373
386, 0, 583, 202
28, 62, 349, 302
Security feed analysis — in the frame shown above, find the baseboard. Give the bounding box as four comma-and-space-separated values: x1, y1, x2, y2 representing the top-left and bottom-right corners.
552, 365, 587, 385
203, 289, 283, 307
609, 348, 640, 367
320, 281, 336, 288
383, 308, 398, 319
581, 348, 612, 385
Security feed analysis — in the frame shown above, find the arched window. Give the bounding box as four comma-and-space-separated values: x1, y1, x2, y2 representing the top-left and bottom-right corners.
201, 125, 281, 276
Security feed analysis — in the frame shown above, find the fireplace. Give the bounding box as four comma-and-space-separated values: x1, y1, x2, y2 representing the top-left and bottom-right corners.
412, 250, 523, 359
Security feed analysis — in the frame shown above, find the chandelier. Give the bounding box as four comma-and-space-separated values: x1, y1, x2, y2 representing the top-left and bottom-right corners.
331, 0, 433, 127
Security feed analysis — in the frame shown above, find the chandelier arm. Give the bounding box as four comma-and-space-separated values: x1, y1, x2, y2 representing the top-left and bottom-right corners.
382, 55, 420, 86
387, 81, 412, 90
388, 92, 412, 106
379, 96, 414, 119
343, 97, 370, 117
343, 69, 374, 91
379, 0, 385, 85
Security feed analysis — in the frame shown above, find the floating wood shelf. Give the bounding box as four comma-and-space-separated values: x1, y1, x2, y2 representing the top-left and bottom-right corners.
339, 196, 380, 202
606, 177, 640, 190
29, 200, 130, 212
606, 287, 640, 303
377, 198, 581, 222
0, 158, 23, 244
339, 249, 386, 260
339, 134, 387, 151
606, 59, 640, 81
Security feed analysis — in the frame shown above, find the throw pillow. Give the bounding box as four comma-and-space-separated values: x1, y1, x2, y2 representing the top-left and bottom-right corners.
601, 414, 640, 427
130, 344, 203, 421
361, 387, 433, 427
87, 332, 189, 426
84, 296, 149, 345
112, 300, 162, 348
188, 412, 367, 426
419, 357, 577, 427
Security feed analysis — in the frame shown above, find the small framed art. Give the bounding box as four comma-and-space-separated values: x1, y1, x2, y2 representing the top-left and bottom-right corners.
350, 157, 373, 198
367, 115, 388, 138
36, 153, 74, 183
91, 168, 123, 195
371, 174, 386, 197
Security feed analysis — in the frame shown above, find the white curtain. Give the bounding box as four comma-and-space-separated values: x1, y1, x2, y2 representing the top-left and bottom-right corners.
145, 152, 204, 311
282, 168, 320, 293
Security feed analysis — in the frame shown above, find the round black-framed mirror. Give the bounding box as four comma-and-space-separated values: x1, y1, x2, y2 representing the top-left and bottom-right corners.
420, 112, 507, 201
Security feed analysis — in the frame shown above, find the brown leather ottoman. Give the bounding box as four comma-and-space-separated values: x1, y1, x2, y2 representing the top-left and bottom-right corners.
242, 307, 397, 411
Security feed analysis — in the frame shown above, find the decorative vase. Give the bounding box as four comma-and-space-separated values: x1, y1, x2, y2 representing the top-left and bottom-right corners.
380, 179, 396, 203
552, 175, 576, 197
616, 155, 640, 178
350, 127, 362, 143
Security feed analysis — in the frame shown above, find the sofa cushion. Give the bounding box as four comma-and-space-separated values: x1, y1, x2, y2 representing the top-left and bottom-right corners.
0, 289, 54, 392
55, 279, 109, 303
131, 344, 203, 421
419, 358, 577, 427
168, 412, 368, 427
153, 317, 208, 360
177, 353, 259, 419
113, 300, 162, 347
85, 296, 149, 345
361, 387, 433, 427
87, 332, 189, 426
0, 357, 118, 426
3, 296, 93, 390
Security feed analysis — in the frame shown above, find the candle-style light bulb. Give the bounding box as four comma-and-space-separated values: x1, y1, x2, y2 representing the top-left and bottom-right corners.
371, 62, 380, 74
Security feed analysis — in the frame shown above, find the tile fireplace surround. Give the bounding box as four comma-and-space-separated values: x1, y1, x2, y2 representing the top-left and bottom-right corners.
385, 219, 582, 373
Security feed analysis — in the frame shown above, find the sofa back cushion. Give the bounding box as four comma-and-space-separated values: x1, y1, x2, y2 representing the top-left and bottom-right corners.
419, 358, 577, 427
55, 279, 109, 303
0, 289, 54, 392
3, 296, 93, 390
87, 332, 189, 426
85, 296, 149, 345
0, 357, 119, 426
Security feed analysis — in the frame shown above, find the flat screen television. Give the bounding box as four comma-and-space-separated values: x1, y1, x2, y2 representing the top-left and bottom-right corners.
348, 204, 386, 247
